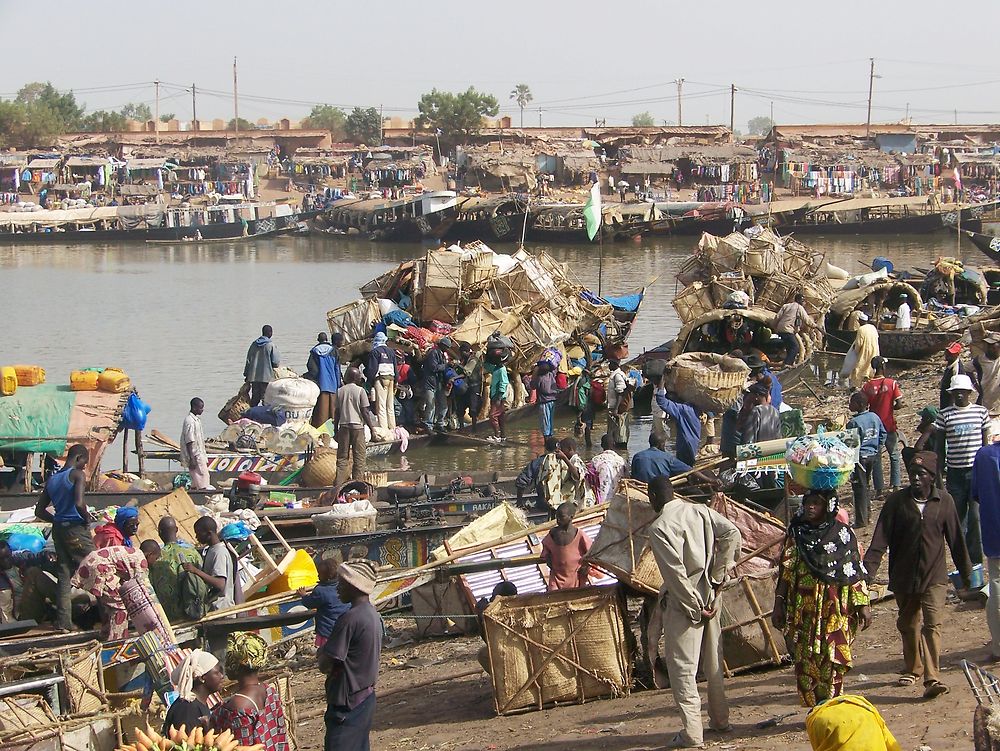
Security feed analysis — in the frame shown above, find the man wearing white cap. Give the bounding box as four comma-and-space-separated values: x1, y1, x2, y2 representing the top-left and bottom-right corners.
319, 559, 382, 751
972, 418, 1000, 660
919, 373, 990, 567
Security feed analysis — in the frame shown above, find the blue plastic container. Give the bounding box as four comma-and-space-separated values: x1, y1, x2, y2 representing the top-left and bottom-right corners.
949, 563, 984, 590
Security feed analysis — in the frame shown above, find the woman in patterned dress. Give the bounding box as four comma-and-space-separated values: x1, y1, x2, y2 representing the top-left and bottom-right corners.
772, 489, 873, 706
211, 632, 288, 751
71, 545, 148, 640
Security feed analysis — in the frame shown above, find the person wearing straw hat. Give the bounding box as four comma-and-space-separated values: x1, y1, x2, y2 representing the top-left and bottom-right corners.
319, 559, 382, 751
918, 373, 990, 567
863, 451, 972, 699
972, 418, 1000, 661
647, 476, 740, 748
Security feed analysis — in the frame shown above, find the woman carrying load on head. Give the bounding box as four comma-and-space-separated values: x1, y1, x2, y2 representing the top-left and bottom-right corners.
772, 488, 873, 707
211, 632, 289, 751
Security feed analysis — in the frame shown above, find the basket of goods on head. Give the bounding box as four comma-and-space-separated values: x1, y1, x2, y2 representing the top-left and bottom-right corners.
481, 586, 632, 715
785, 430, 858, 490
664, 352, 750, 413
312, 498, 378, 536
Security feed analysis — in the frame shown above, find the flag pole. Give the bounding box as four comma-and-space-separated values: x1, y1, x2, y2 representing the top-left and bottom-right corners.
598, 220, 604, 296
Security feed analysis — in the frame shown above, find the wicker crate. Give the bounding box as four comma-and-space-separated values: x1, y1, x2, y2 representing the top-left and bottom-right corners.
710, 273, 756, 307
483, 586, 632, 714
666, 352, 750, 413
585, 482, 661, 595
782, 237, 826, 277
800, 276, 834, 318
756, 274, 799, 313
326, 298, 381, 344
672, 282, 715, 325
745, 235, 782, 278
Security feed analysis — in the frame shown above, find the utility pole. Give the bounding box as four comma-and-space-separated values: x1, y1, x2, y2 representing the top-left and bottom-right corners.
379, 103, 384, 145
730, 84, 736, 140
538, 108, 542, 127
770, 100, 774, 125
191, 84, 197, 131
905, 102, 910, 124
233, 57, 240, 135
154, 79, 160, 142
865, 57, 875, 138
675, 78, 685, 126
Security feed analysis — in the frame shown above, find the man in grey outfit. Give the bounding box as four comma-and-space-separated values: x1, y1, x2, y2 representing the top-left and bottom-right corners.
244, 324, 281, 407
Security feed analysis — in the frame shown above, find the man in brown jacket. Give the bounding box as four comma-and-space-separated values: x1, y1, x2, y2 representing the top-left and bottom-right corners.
863, 450, 972, 699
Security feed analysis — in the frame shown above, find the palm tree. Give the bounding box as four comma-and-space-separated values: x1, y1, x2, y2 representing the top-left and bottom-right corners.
510, 83, 533, 128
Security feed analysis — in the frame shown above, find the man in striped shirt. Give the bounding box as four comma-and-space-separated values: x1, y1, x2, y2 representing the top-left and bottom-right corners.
918, 373, 991, 566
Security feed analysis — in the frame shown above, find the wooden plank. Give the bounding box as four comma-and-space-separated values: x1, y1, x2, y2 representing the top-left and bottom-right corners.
135, 487, 201, 545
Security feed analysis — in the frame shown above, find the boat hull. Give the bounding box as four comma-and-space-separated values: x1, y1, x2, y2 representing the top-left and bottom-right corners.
0, 211, 310, 244
826, 328, 957, 359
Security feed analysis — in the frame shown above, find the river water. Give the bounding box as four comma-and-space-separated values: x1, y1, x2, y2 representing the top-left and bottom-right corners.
0, 232, 975, 476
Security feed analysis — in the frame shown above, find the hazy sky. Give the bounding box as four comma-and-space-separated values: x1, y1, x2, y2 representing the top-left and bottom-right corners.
3, 1, 999, 130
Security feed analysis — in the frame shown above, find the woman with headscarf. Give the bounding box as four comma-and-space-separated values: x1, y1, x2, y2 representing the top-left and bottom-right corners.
163, 649, 225, 736
71, 544, 148, 640
772, 489, 873, 706
211, 632, 289, 751
840, 319, 880, 388
94, 506, 140, 549
806, 694, 902, 751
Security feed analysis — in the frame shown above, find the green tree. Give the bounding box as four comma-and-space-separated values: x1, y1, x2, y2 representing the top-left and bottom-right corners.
632, 111, 655, 127
415, 87, 499, 147
303, 105, 347, 139
344, 107, 382, 145
227, 117, 255, 131
0, 101, 25, 148
509, 83, 533, 128
15, 82, 84, 131
747, 116, 775, 136
82, 110, 128, 132
120, 102, 153, 122
159, 113, 175, 123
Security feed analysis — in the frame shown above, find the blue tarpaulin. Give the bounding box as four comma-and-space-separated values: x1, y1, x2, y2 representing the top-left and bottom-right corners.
603, 293, 643, 312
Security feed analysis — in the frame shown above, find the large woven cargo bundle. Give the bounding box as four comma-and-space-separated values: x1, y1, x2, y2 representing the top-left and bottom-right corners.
755, 273, 800, 313
672, 281, 715, 325
326, 298, 381, 344
586, 485, 788, 674
783, 236, 826, 277
665, 352, 749, 413
482, 586, 632, 714
420, 250, 464, 323
710, 272, 756, 308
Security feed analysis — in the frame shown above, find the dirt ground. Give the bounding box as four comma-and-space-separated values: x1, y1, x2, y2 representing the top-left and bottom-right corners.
285, 351, 987, 751
288, 587, 990, 751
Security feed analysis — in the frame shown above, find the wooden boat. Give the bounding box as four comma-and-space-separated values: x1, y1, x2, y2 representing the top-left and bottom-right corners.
0, 202, 312, 244
671, 307, 817, 366
319, 191, 459, 241
446, 195, 529, 243
145, 230, 277, 245
825, 328, 957, 359
765, 196, 999, 235
826, 279, 967, 358
527, 202, 652, 243
963, 228, 1000, 262
644, 201, 759, 237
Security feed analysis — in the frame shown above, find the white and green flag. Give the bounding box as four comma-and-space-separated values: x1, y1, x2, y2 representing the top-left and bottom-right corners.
583, 181, 602, 241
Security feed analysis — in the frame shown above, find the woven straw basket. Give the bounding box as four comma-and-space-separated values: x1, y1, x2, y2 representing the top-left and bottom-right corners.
298, 447, 338, 488
667, 352, 750, 413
